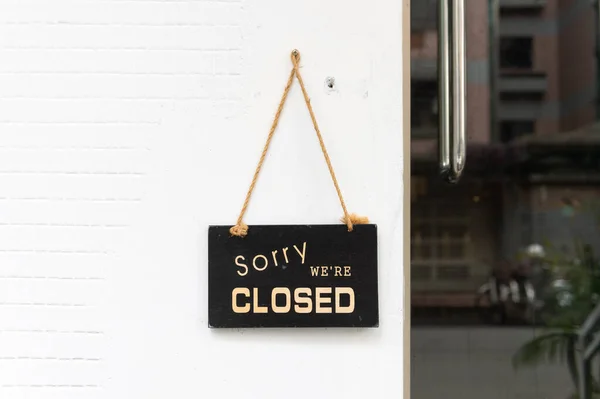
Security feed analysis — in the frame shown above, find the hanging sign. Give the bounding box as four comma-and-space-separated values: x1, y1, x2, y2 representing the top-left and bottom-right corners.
208, 50, 378, 328
208, 224, 378, 328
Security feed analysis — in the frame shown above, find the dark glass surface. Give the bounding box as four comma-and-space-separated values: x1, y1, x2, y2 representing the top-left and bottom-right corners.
411, 2, 600, 398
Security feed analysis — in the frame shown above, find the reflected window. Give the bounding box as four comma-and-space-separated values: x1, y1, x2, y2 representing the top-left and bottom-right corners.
500, 37, 534, 70
411, 200, 472, 286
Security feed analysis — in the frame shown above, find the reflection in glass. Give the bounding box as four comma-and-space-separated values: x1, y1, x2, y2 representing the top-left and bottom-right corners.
411, 1, 600, 398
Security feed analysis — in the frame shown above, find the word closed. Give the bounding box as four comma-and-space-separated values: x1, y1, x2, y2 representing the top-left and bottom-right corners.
232, 286, 355, 314
208, 224, 378, 328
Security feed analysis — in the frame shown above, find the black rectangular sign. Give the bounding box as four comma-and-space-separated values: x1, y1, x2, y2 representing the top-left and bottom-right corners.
208, 224, 378, 328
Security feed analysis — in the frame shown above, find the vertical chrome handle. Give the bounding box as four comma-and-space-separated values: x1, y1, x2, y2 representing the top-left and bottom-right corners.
438, 0, 466, 183
438, 0, 451, 176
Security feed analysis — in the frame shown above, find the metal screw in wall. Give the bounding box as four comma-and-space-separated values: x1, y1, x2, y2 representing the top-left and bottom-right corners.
325, 77, 335, 90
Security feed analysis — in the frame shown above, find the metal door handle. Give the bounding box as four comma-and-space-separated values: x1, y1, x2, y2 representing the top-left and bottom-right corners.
438, 0, 466, 183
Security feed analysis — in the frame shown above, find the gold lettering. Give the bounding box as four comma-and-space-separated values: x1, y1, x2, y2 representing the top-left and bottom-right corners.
335, 287, 355, 314
271, 250, 279, 266
232, 288, 250, 313
253, 255, 268, 271
294, 287, 313, 313
316, 287, 332, 313
334, 266, 342, 277
282, 247, 289, 263
293, 242, 307, 264
253, 288, 267, 313
320, 266, 329, 276
271, 287, 291, 313
344, 266, 351, 276
235, 256, 248, 277
310, 266, 320, 276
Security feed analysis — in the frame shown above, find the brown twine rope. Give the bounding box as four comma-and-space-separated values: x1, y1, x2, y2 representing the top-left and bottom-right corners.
230, 49, 368, 237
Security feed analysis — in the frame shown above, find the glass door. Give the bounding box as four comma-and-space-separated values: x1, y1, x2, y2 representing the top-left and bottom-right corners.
411, 1, 600, 398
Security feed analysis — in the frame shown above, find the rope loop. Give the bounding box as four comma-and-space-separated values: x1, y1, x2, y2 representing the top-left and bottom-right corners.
291, 49, 301, 65
230, 50, 368, 237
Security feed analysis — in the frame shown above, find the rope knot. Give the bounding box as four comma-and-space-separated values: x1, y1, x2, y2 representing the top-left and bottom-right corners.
341, 213, 369, 232
229, 223, 249, 237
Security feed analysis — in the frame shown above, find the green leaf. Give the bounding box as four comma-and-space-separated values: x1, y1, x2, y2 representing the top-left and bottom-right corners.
512, 331, 577, 370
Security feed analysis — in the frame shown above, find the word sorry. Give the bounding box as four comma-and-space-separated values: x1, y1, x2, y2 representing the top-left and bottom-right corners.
232, 287, 355, 314
235, 242, 307, 276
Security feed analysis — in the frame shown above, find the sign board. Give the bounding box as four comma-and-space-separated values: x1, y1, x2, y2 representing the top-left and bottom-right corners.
208, 224, 378, 328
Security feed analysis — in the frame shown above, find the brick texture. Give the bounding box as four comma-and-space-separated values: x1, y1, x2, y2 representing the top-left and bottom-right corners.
0, 0, 242, 395
0, 0, 405, 398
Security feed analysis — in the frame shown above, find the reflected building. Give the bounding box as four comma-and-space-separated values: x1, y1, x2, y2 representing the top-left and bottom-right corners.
410, 0, 600, 308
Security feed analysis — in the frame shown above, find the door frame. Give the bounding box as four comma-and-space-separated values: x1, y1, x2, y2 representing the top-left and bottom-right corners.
403, 1, 411, 399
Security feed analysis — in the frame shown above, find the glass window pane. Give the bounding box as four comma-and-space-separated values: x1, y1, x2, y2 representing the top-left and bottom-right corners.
411, 2, 597, 399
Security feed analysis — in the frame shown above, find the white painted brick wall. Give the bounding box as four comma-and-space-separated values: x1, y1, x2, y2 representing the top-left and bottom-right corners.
0, 0, 404, 398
